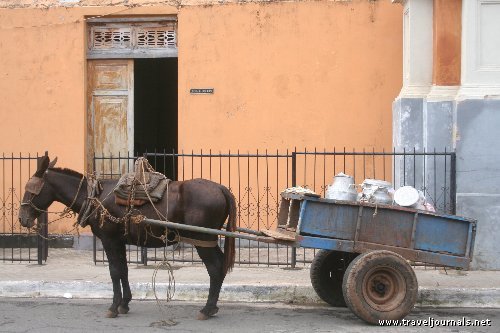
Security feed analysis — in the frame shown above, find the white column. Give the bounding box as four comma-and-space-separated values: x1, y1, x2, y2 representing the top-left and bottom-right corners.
396, 0, 434, 98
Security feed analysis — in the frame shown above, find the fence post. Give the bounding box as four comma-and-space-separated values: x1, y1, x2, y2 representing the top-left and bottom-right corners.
43, 213, 48, 261
291, 152, 297, 268
93, 235, 97, 264
36, 215, 45, 265
450, 152, 457, 215
36, 154, 49, 265
141, 247, 148, 266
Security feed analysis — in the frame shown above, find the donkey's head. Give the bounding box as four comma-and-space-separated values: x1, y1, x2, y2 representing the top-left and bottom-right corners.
19, 155, 57, 228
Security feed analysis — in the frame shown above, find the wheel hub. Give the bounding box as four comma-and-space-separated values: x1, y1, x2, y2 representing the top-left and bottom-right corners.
362, 266, 407, 312
374, 280, 386, 294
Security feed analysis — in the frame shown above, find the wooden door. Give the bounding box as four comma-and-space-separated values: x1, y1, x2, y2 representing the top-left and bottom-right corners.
87, 60, 133, 175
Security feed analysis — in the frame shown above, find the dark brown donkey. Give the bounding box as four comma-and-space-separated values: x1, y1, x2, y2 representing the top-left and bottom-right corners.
19, 155, 236, 320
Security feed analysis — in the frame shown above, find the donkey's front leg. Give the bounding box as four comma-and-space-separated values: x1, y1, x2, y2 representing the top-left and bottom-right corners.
102, 239, 126, 318
117, 242, 132, 314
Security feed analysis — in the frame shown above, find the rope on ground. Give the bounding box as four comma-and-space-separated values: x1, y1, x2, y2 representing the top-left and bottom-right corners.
151, 251, 177, 327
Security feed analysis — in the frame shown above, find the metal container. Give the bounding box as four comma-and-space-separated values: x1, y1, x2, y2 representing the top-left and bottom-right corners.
359, 179, 393, 205
325, 173, 358, 201
394, 186, 426, 210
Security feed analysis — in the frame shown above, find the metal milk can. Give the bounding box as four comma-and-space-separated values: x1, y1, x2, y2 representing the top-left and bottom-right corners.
359, 179, 393, 205
325, 173, 358, 201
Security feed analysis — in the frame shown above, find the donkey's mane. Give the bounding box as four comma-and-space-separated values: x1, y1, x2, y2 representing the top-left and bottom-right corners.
49, 167, 84, 179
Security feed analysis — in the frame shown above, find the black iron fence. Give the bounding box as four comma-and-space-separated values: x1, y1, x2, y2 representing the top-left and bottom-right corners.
0, 153, 48, 264
293, 148, 455, 214
92, 149, 456, 267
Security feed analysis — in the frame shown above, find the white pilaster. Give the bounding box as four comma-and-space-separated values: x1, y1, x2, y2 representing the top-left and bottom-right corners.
396, 0, 434, 99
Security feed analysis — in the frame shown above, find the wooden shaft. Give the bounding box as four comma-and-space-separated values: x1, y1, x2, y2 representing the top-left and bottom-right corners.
143, 218, 293, 245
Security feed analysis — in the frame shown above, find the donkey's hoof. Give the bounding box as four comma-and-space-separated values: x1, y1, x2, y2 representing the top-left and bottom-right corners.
196, 312, 209, 320
106, 310, 118, 318
196, 307, 219, 320
118, 305, 129, 314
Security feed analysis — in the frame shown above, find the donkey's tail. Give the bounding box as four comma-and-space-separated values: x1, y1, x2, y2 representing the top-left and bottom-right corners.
221, 186, 236, 275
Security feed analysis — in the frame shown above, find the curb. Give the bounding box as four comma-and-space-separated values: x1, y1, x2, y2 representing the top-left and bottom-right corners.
417, 287, 500, 308
1, 281, 500, 308
0, 281, 313, 303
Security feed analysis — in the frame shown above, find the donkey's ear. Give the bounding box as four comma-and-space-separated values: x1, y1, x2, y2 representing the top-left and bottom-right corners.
48, 157, 58, 169
34, 155, 50, 177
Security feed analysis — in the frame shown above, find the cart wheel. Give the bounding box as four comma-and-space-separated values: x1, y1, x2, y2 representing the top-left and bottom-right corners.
342, 250, 418, 324
310, 250, 358, 307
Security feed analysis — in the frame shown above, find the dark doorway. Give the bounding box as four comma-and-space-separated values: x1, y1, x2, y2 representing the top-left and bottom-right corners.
134, 58, 178, 178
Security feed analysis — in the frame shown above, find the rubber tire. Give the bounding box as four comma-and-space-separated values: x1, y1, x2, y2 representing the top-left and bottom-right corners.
342, 250, 418, 324
310, 250, 358, 307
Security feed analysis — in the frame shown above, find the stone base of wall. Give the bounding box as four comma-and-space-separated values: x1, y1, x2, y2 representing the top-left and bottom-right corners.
393, 96, 500, 270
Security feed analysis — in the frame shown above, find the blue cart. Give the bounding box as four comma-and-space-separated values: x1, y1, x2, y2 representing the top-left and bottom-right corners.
146, 191, 476, 324
272, 192, 477, 324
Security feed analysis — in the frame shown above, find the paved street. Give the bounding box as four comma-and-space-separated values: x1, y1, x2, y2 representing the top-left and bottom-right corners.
0, 298, 497, 333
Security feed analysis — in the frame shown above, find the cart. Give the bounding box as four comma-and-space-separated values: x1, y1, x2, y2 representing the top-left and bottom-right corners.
144, 191, 476, 324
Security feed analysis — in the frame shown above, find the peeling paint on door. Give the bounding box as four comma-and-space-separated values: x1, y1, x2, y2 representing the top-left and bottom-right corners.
87, 60, 134, 175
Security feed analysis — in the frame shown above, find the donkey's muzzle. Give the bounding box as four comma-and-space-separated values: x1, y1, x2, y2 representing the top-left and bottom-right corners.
18, 206, 36, 228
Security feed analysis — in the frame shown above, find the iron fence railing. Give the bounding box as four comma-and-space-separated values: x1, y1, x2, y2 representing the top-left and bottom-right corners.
291, 148, 456, 266
93, 150, 296, 266
92, 149, 456, 267
0, 153, 48, 264
292, 148, 455, 214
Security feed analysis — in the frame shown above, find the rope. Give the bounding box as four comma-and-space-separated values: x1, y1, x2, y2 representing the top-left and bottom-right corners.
62, 175, 86, 216
30, 219, 82, 242
151, 251, 177, 326
132, 158, 179, 323
134, 158, 168, 221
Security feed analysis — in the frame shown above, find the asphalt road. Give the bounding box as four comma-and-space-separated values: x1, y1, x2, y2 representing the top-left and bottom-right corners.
0, 298, 497, 333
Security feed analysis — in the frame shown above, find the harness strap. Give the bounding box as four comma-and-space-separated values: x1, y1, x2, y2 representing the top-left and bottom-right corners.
61, 175, 86, 216
23, 174, 86, 216
176, 236, 218, 248
78, 179, 102, 227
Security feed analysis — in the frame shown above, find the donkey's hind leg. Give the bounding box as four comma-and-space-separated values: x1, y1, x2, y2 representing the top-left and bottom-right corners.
196, 245, 226, 320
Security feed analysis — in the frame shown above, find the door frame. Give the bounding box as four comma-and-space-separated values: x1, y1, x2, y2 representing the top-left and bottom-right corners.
84, 16, 178, 173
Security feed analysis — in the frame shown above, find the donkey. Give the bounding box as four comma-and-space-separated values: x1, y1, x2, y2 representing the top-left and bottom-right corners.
19, 155, 236, 320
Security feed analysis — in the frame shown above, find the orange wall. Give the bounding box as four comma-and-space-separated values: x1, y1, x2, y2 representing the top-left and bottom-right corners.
179, 1, 402, 151
433, 0, 462, 85
0, 5, 178, 173
0, 1, 402, 233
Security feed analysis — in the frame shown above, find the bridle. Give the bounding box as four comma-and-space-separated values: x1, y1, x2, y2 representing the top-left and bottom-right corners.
21, 170, 86, 216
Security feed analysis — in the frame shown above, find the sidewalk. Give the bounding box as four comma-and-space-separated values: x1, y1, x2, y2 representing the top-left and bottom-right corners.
1, 249, 499, 308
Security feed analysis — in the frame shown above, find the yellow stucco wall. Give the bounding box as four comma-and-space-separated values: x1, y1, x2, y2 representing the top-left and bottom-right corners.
0, 4, 179, 172
179, 1, 402, 151
0, 0, 402, 233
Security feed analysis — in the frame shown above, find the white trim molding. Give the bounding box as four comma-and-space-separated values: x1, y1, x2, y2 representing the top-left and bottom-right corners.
397, 85, 432, 99
457, 85, 500, 100
427, 86, 460, 102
